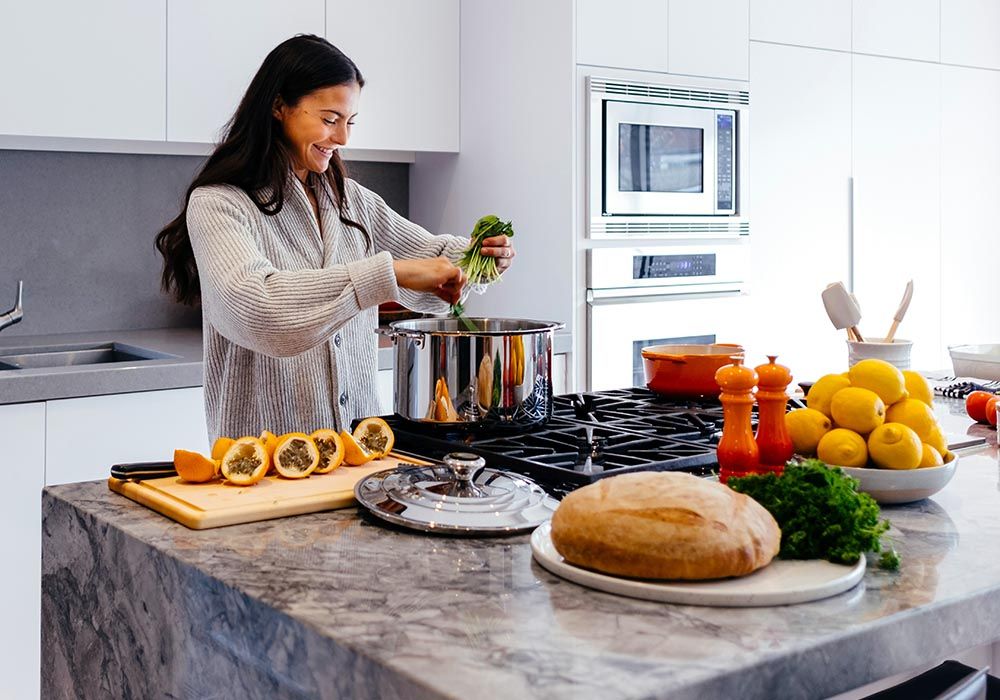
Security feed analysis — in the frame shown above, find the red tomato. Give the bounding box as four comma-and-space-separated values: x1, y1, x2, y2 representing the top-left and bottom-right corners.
966, 390, 995, 423
987, 396, 1000, 427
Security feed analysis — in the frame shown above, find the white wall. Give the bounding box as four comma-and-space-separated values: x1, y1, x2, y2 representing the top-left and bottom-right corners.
409, 0, 576, 336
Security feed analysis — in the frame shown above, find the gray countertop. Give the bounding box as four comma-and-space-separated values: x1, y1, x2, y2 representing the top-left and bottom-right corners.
1, 327, 573, 404
0, 327, 203, 404
39, 398, 1000, 699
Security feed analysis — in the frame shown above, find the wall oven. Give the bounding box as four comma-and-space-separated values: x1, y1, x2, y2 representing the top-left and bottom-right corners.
586, 242, 748, 390
588, 76, 749, 239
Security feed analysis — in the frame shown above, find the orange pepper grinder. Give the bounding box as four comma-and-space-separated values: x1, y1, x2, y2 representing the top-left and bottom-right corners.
715, 356, 759, 484
754, 355, 794, 475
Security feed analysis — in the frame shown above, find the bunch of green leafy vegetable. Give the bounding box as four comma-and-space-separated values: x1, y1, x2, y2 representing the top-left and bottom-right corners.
449, 215, 515, 329
728, 459, 899, 569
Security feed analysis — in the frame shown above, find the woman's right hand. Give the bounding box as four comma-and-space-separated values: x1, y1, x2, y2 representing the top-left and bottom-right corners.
393, 257, 466, 305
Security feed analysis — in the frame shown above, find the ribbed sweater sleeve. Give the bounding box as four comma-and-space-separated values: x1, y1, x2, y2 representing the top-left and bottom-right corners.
187, 187, 399, 358
349, 180, 469, 314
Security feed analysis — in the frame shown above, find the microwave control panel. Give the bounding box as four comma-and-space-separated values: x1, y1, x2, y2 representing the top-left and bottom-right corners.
633, 254, 717, 279
716, 111, 735, 214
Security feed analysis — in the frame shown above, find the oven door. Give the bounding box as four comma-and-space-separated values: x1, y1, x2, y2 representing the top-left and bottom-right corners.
604, 100, 718, 216
587, 291, 748, 391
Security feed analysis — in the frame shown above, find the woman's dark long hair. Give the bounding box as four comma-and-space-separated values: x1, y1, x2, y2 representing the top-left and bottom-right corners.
155, 34, 367, 305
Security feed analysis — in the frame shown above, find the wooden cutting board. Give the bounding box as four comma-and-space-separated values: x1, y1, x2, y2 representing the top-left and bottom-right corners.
108, 454, 428, 530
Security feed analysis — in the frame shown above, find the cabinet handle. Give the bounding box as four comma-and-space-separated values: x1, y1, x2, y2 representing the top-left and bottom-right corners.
848, 176, 855, 294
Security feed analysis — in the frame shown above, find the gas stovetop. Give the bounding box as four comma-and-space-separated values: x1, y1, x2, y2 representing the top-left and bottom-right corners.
382, 387, 766, 497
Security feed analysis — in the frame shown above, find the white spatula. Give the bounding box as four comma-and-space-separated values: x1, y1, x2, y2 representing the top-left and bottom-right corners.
822, 282, 865, 342
885, 280, 913, 343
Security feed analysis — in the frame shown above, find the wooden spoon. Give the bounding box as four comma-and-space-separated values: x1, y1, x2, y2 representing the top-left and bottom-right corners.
885, 280, 913, 343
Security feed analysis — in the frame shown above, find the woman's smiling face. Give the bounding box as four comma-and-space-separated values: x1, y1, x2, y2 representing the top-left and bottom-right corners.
274, 82, 360, 181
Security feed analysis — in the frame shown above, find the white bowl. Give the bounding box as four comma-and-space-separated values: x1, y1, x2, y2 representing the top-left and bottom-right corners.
838, 458, 958, 505
949, 344, 1000, 381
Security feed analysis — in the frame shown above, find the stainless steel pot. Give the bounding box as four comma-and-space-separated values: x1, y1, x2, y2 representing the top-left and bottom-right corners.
378, 317, 565, 431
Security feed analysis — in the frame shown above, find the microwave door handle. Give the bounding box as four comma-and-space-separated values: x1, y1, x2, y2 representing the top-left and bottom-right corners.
587, 289, 744, 306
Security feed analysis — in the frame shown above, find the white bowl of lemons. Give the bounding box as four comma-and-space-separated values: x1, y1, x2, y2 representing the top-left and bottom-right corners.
789, 360, 958, 504
837, 458, 958, 505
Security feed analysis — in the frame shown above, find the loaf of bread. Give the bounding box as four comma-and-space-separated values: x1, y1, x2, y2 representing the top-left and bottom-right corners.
550, 472, 780, 580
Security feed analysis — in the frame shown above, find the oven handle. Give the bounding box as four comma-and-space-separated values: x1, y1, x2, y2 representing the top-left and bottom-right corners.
586, 289, 745, 306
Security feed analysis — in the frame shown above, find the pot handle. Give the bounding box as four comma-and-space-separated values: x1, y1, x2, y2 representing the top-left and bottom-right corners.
376, 326, 426, 348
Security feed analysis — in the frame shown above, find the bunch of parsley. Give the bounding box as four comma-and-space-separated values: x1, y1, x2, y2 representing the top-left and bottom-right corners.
728, 459, 899, 569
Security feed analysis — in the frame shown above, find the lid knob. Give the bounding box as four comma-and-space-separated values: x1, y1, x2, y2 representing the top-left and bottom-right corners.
442, 452, 487, 498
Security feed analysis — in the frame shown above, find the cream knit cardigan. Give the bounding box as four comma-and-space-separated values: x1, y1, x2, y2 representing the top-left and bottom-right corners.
186, 175, 467, 441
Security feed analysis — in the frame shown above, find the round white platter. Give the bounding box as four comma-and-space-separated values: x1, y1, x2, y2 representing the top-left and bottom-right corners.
530, 521, 866, 607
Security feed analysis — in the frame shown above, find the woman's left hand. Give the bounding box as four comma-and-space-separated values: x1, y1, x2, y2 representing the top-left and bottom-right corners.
479, 235, 516, 273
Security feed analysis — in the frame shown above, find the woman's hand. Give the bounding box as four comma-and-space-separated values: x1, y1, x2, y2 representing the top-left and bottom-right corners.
479, 235, 516, 274
393, 257, 467, 305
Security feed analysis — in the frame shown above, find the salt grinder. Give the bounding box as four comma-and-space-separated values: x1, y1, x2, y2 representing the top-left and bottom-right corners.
715, 356, 759, 484
754, 355, 794, 474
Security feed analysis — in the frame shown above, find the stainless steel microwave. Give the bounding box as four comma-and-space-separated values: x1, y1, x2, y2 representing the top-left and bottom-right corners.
588, 75, 750, 238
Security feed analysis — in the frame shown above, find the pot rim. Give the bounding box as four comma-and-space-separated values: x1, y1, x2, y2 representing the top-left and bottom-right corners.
641, 343, 744, 360
385, 317, 565, 337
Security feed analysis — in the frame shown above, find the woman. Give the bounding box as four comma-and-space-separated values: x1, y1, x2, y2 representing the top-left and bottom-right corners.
156, 35, 514, 440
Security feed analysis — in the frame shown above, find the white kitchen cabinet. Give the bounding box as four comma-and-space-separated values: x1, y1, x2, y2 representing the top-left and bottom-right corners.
668, 0, 749, 81
552, 353, 569, 395
326, 0, 459, 152
576, 0, 670, 73
852, 56, 942, 370
941, 0, 1000, 70
852, 0, 940, 62
749, 0, 851, 51
0, 0, 166, 140
167, 0, 325, 144
747, 42, 852, 380
0, 402, 45, 700
377, 369, 394, 416
45, 387, 209, 486
940, 65, 1000, 349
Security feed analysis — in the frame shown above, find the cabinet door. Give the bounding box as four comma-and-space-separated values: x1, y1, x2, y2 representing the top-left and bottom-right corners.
852, 56, 942, 370
168, 0, 325, 144
941, 0, 1000, 70
45, 388, 209, 486
669, 0, 749, 80
940, 65, 1000, 348
0, 402, 45, 700
0, 0, 165, 140
747, 43, 852, 380
750, 0, 850, 51
576, 0, 670, 73
852, 0, 939, 62
327, 0, 459, 152
377, 369, 394, 416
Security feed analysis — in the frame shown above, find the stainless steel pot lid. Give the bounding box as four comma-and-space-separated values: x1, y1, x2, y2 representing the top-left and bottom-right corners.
354, 452, 558, 535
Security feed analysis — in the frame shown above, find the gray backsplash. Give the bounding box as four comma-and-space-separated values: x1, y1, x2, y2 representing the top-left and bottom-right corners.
0, 150, 408, 338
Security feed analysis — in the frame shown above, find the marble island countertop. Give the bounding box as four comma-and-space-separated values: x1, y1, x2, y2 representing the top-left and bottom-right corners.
41, 399, 1000, 700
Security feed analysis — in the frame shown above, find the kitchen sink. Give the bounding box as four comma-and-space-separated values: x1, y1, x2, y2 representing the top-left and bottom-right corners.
0, 342, 179, 370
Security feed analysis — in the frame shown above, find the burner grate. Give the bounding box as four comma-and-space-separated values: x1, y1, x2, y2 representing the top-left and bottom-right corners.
374, 387, 743, 497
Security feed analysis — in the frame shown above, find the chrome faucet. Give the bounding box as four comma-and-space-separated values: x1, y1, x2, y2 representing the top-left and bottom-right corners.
0, 281, 23, 332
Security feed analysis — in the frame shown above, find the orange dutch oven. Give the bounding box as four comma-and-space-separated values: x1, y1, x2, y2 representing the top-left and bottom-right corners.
640, 343, 745, 397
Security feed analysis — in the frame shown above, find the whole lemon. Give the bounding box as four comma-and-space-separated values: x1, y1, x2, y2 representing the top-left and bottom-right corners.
785, 408, 832, 455
868, 423, 922, 470
830, 387, 886, 434
817, 428, 869, 467
806, 373, 852, 418
849, 359, 907, 405
903, 370, 934, 406
925, 425, 949, 455
919, 443, 944, 468
885, 398, 938, 442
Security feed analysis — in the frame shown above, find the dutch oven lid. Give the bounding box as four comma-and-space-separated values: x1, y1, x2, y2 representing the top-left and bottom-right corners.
354, 452, 558, 535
